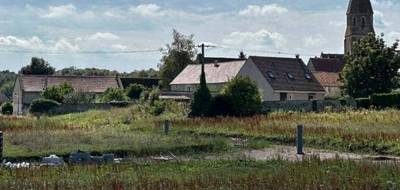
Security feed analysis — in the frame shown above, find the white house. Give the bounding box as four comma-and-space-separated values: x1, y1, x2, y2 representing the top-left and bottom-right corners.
169, 56, 325, 101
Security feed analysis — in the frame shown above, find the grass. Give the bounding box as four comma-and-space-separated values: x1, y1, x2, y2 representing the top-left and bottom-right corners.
2, 106, 400, 159
172, 110, 400, 155
0, 159, 399, 189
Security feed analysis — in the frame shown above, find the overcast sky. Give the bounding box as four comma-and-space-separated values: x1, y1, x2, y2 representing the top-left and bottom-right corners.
0, 0, 399, 72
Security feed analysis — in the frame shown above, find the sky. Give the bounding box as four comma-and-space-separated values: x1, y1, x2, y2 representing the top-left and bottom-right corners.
0, 0, 399, 72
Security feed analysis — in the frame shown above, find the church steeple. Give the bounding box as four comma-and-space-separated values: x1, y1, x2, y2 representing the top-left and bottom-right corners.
345, 0, 375, 55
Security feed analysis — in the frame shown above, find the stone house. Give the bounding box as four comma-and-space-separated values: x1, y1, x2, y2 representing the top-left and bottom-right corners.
169, 56, 325, 101
13, 75, 122, 115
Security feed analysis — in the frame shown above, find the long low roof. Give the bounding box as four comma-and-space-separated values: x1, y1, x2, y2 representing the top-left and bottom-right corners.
19, 75, 121, 93
170, 60, 246, 85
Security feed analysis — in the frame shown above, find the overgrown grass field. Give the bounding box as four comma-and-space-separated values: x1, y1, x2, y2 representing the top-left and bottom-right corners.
1, 105, 400, 159
0, 159, 399, 189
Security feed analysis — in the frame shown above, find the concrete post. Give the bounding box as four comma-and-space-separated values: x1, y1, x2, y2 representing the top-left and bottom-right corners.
296, 125, 304, 155
164, 120, 171, 135
0, 131, 3, 160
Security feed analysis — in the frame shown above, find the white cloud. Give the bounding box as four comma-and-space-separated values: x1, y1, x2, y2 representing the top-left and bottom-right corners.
89, 32, 120, 40
54, 39, 79, 52
111, 44, 128, 51
386, 31, 400, 43
303, 35, 327, 48
239, 4, 288, 17
130, 4, 162, 17
42, 4, 76, 18
374, 10, 391, 28
104, 11, 125, 19
222, 29, 286, 49
0, 36, 45, 50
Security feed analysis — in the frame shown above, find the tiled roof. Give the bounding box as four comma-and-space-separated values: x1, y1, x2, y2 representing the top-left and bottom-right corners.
170, 61, 246, 85
250, 56, 325, 92
120, 78, 160, 88
19, 75, 121, 93
313, 72, 341, 87
308, 58, 345, 73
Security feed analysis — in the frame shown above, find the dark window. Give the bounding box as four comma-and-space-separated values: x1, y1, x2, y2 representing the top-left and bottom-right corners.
304, 73, 312, 80
287, 73, 295, 80
308, 93, 316, 100
361, 17, 366, 28
280, 93, 288, 101
267, 71, 275, 79
352, 17, 357, 26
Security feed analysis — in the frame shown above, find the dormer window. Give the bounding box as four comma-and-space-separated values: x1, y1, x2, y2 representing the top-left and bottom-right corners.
267, 71, 275, 79
287, 73, 295, 80
305, 73, 312, 80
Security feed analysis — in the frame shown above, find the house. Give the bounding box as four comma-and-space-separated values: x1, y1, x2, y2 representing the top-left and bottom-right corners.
307, 53, 345, 97
13, 75, 122, 115
312, 72, 341, 97
169, 56, 325, 101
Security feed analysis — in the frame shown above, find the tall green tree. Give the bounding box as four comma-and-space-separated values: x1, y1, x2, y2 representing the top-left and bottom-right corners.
340, 33, 400, 98
20, 57, 55, 75
190, 62, 212, 117
159, 29, 196, 88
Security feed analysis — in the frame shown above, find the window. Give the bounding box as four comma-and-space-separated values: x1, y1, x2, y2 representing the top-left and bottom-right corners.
361, 17, 366, 28
267, 71, 275, 79
287, 73, 295, 80
304, 73, 312, 80
280, 93, 288, 101
308, 93, 316, 100
352, 17, 357, 26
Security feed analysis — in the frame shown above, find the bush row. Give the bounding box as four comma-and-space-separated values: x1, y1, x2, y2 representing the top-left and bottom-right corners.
355, 92, 400, 109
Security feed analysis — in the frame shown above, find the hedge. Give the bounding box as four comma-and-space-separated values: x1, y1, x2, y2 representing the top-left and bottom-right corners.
1, 102, 13, 115
355, 98, 370, 109
370, 93, 400, 109
29, 99, 61, 116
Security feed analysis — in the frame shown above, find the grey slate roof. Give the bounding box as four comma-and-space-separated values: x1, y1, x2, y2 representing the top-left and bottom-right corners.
170, 61, 246, 85
249, 56, 325, 92
347, 0, 373, 14
308, 58, 345, 73
18, 75, 121, 93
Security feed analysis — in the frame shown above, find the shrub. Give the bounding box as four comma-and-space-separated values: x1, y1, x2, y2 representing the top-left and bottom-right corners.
42, 82, 74, 103
29, 99, 61, 116
1, 102, 13, 115
63, 91, 95, 104
221, 76, 262, 116
109, 101, 130, 108
126, 84, 146, 100
355, 98, 371, 109
190, 66, 212, 117
99, 88, 129, 103
370, 93, 400, 109
151, 101, 166, 116
209, 94, 233, 116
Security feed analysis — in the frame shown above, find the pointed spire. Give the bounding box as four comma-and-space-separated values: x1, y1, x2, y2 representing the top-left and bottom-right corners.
347, 0, 373, 15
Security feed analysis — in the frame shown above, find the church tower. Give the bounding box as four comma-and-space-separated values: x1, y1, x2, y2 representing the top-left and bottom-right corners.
345, 0, 375, 54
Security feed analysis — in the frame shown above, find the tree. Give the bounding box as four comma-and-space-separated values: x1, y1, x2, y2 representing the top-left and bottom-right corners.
42, 82, 74, 103
99, 88, 129, 103
1, 102, 13, 115
159, 29, 196, 88
190, 63, 212, 117
340, 33, 400, 98
29, 99, 60, 116
20, 57, 55, 75
126, 84, 146, 100
221, 76, 262, 116
0, 81, 14, 99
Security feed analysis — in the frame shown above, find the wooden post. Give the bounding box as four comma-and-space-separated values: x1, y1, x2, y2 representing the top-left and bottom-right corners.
296, 125, 304, 155
0, 131, 3, 160
164, 120, 171, 135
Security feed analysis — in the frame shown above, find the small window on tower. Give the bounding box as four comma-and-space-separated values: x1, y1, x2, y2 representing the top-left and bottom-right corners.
361, 17, 366, 28
352, 17, 357, 26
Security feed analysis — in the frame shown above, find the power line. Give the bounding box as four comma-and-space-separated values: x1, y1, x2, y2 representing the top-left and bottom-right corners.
0, 48, 162, 55
212, 46, 318, 57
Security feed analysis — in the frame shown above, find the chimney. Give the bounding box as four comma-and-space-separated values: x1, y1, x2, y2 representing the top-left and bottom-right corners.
295, 54, 300, 59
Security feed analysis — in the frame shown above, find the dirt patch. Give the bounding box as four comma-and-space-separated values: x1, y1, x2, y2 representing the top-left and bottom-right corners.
242, 146, 400, 162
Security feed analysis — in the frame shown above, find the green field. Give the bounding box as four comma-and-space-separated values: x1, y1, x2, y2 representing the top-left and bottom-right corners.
1, 105, 400, 189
